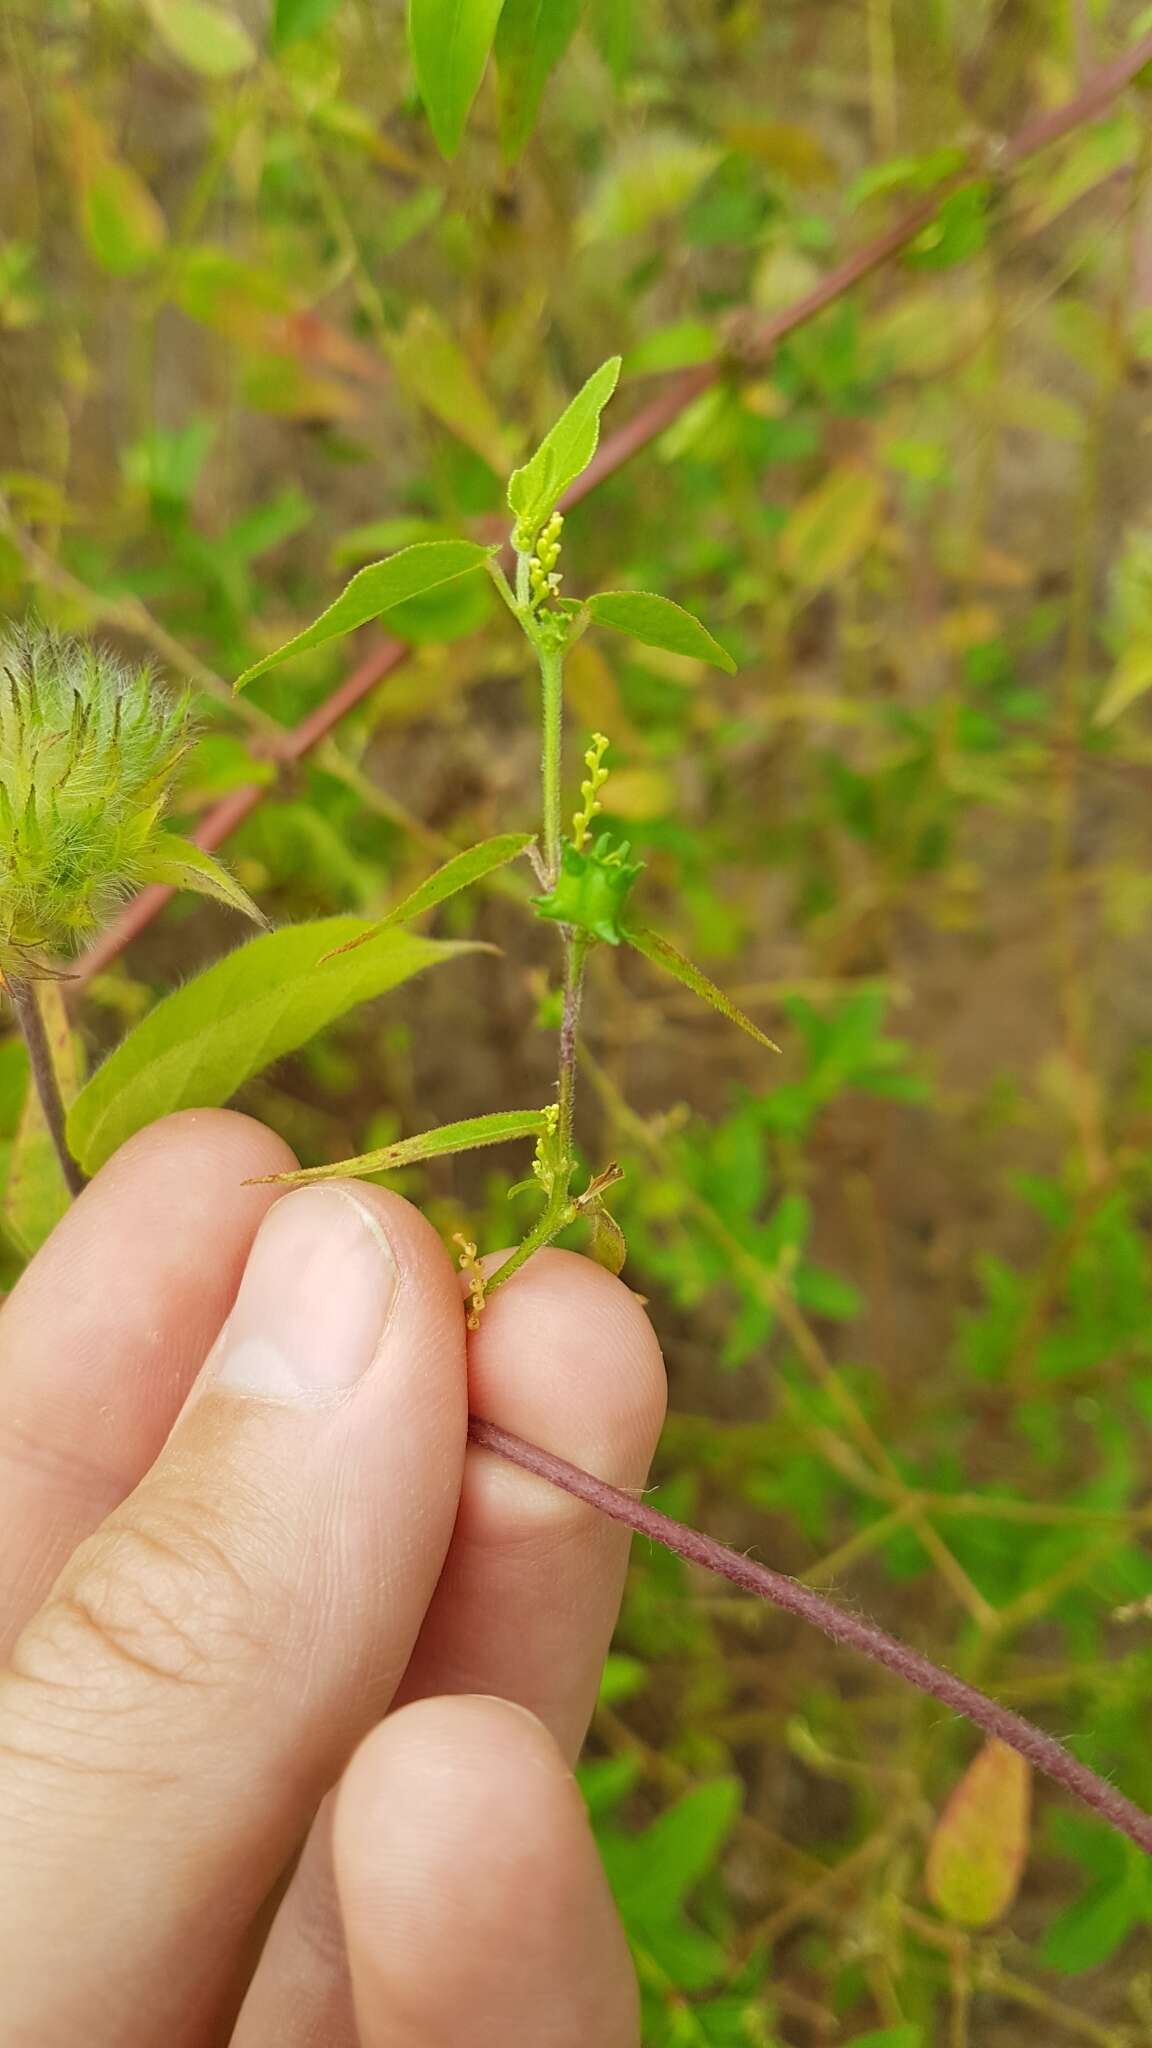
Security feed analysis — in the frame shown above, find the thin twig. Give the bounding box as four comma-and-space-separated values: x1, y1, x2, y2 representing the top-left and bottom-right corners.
4, 978, 86, 1197
467, 1415, 1152, 1857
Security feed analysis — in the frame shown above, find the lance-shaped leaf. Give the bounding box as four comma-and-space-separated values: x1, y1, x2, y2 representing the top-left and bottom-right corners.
328, 833, 534, 959
235, 540, 495, 688
926, 1740, 1031, 1929
507, 357, 621, 542
249, 1108, 554, 1186
134, 834, 268, 927
68, 919, 481, 1174
408, 0, 505, 158
586, 590, 736, 673
494, 0, 583, 162
623, 924, 780, 1053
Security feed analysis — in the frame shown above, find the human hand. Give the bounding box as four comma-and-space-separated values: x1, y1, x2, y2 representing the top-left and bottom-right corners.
0, 1110, 665, 2046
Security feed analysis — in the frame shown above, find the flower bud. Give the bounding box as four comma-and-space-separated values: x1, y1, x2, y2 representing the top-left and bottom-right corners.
0, 620, 262, 974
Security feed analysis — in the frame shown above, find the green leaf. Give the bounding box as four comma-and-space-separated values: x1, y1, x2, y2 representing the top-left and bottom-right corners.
926, 1740, 1031, 1929
623, 926, 781, 1053
235, 540, 494, 688
586, 590, 736, 673
1, 986, 83, 1258
390, 308, 515, 472
494, 0, 582, 162
407, 0, 506, 158
586, 0, 633, 84
133, 835, 268, 927
507, 356, 621, 541
249, 1108, 553, 1186
81, 157, 168, 276
67, 920, 479, 1175
602, 1779, 742, 1923
144, 0, 257, 76
328, 834, 534, 959
272, 0, 343, 46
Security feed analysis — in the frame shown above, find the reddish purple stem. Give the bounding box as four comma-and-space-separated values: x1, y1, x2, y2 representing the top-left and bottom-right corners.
468, 1415, 1152, 1857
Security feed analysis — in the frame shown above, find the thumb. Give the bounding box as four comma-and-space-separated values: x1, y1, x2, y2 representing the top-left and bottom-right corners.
0, 1183, 467, 2048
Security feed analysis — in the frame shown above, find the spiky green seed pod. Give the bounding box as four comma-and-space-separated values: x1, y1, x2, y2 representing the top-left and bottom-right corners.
0, 620, 263, 975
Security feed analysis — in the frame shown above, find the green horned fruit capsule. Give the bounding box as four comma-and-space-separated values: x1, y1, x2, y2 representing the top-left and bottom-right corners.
533, 833, 644, 946
0, 619, 264, 976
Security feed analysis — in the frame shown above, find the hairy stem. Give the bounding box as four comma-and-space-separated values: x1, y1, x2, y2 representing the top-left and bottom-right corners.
483, 1190, 576, 1297
467, 1416, 1152, 1858
5, 977, 86, 1198
556, 931, 589, 1158
539, 643, 565, 882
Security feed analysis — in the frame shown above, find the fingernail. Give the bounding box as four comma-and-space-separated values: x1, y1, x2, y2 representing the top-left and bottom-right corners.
213, 1186, 397, 1402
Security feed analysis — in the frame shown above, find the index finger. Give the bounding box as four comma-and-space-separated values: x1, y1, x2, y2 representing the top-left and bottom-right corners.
0, 1108, 295, 1653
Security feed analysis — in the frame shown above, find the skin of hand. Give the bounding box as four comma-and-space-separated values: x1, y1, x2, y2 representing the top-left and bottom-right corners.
0, 1109, 666, 2048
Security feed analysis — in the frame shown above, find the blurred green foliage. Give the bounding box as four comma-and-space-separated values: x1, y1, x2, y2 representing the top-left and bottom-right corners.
5, 0, 1152, 2039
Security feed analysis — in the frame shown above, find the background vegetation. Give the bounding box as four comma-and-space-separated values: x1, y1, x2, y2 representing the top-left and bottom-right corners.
4, 1, 1152, 2040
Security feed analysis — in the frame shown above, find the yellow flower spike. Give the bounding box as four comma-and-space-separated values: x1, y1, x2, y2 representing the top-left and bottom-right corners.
453, 1232, 488, 1330
571, 732, 611, 852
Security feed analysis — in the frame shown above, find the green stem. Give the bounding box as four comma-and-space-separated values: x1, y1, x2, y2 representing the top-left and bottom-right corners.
484, 1185, 577, 1297
539, 642, 565, 882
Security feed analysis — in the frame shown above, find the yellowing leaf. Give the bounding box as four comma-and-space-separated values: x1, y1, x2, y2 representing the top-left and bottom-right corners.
1095, 644, 1152, 726
779, 466, 883, 590
390, 308, 515, 473
62, 100, 169, 276
145, 0, 256, 77
926, 1740, 1031, 1929
1, 985, 84, 1256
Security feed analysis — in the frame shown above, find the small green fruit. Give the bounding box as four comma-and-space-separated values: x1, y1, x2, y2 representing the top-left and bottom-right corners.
533, 833, 643, 945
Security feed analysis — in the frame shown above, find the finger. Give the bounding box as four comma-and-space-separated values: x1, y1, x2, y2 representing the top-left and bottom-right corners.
231, 1791, 355, 2048
0, 1182, 467, 2048
335, 1695, 639, 2048
396, 1249, 666, 1758
0, 1108, 295, 1654
234, 1249, 663, 2047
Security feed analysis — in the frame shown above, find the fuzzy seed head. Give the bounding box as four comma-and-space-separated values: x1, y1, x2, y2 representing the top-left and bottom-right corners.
0, 620, 191, 971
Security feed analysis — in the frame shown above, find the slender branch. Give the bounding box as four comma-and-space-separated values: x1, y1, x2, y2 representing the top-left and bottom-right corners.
468, 1416, 1152, 1858
556, 931, 588, 1158
67, 29, 1152, 981
5, 977, 86, 1197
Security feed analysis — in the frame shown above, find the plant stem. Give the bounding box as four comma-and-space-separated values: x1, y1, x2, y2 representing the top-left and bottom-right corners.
467, 1416, 1152, 1859
483, 1188, 577, 1297
556, 931, 588, 1157
539, 642, 565, 882
5, 977, 86, 1198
